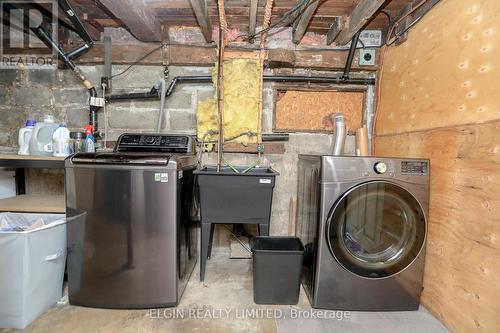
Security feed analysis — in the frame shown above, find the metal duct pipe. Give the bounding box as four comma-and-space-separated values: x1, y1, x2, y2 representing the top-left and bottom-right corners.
331, 113, 346, 156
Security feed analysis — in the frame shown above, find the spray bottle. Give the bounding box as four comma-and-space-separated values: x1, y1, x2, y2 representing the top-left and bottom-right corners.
83, 125, 95, 153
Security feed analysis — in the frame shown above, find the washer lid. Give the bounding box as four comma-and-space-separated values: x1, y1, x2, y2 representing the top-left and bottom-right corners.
71, 152, 172, 165
326, 181, 426, 279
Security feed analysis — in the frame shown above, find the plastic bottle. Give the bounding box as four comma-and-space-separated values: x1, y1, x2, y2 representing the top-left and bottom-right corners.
17, 120, 36, 155
83, 125, 95, 153
28, 115, 59, 156
52, 124, 71, 157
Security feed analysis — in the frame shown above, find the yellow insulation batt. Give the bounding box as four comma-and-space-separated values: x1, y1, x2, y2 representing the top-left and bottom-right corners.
197, 57, 261, 146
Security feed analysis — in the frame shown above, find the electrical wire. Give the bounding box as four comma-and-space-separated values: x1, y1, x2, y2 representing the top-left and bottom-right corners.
380, 10, 393, 27
201, 131, 257, 144
236, 0, 314, 41
386, 13, 428, 46
110, 43, 166, 79
196, 131, 258, 168
385, 0, 439, 46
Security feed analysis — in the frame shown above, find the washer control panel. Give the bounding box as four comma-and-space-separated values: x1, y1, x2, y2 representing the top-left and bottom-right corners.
401, 161, 428, 175
116, 133, 195, 153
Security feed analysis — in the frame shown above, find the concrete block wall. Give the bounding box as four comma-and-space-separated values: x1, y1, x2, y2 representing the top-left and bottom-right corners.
0, 64, 357, 245
0, 65, 213, 147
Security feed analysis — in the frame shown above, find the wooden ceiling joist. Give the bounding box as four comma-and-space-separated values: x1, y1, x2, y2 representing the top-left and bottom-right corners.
189, 0, 213, 42
331, 0, 388, 45
99, 0, 162, 42
70, 7, 102, 41
292, 0, 320, 44
326, 16, 343, 45
248, 0, 258, 43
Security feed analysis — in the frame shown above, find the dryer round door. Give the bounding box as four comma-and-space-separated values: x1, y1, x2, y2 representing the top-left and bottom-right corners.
326, 181, 426, 279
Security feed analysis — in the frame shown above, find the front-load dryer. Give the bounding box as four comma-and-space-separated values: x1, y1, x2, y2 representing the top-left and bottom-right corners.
297, 156, 429, 311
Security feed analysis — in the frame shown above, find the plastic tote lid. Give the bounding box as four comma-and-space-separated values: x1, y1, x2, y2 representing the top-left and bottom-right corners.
25, 120, 36, 127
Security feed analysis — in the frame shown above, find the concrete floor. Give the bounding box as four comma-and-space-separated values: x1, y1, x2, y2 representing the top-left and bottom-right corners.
5, 255, 450, 333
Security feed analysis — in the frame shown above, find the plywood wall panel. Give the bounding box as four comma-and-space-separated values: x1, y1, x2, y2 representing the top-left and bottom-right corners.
376, 122, 500, 333
274, 90, 364, 132
375, 1, 500, 331
375, 0, 500, 136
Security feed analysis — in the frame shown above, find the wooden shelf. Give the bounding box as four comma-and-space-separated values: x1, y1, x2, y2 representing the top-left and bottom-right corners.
0, 194, 65, 213
0, 154, 65, 161
0, 154, 66, 168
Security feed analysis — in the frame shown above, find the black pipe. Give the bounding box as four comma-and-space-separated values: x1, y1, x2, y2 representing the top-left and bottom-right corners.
57, 0, 94, 45
31, 26, 76, 71
32, 24, 99, 135
107, 86, 159, 101
89, 88, 99, 135
342, 31, 361, 80
66, 44, 91, 60
8, 0, 100, 138
106, 75, 374, 102
266, 75, 374, 85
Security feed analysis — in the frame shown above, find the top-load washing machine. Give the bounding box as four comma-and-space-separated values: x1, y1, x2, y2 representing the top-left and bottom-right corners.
297, 156, 429, 311
65, 133, 198, 308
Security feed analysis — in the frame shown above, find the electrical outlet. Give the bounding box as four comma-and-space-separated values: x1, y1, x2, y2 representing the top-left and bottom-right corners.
359, 49, 376, 66
359, 30, 382, 47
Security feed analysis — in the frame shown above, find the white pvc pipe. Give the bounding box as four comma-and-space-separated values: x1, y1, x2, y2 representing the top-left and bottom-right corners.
156, 79, 167, 133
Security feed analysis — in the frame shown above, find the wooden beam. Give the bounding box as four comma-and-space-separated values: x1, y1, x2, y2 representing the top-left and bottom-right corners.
248, 0, 258, 43
189, 0, 213, 42
215, 143, 286, 154
75, 43, 377, 70
292, 0, 320, 44
334, 0, 387, 45
326, 16, 343, 45
99, 0, 161, 42
70, 7, 102, 41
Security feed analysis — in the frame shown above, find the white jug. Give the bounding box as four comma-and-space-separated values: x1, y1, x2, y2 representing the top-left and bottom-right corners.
28, 115, 58, 156
17, 120, 36, 155
52, 125, 71, 157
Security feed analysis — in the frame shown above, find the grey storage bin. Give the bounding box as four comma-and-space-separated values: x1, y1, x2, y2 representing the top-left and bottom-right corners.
0, 213, 67, 329
251, 236, 304, 305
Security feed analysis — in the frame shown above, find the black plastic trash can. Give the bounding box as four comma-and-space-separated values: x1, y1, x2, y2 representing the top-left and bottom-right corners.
251, 236, 304, 305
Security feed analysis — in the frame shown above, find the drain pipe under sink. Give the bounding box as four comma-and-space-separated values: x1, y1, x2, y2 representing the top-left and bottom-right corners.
331, 113, 346, 156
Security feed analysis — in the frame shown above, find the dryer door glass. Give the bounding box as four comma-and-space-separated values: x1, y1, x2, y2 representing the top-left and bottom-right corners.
327, 181, 426, 278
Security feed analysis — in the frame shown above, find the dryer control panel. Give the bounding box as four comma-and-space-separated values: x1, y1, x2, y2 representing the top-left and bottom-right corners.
401, 161, 428, 175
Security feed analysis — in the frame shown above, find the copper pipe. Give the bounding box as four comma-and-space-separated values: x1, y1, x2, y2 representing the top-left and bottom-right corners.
216, 0, 227, 172
257, 0, 274, 145
386, 0, 429, 45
